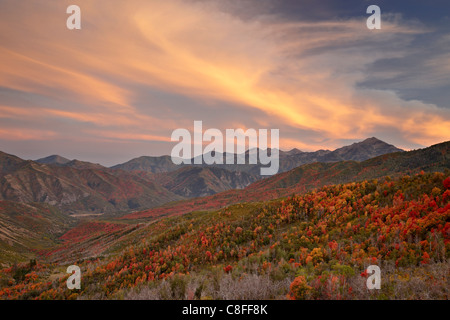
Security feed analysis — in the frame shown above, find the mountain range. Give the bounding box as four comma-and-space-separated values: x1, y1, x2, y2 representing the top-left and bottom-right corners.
0, 137, 407, 216
110, 137, 403, 175
0, 152, 182, 215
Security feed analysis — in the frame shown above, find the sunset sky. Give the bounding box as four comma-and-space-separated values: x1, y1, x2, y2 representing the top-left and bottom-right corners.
0, 0, 449, 166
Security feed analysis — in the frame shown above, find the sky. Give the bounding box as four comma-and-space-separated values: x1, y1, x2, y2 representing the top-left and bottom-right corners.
0, 0, 449, 166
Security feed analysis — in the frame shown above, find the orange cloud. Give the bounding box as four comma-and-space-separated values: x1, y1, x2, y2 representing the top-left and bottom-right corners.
0, 128, 57, 141
0, 0, 448, 152
86, 130, 172, 143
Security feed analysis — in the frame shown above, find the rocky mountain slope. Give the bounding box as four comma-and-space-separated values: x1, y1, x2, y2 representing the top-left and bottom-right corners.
0, 153, 183, 215
112, 137, 403, 175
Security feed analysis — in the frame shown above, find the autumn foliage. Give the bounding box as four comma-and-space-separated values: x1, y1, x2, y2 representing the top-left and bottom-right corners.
0, 172, 448, 300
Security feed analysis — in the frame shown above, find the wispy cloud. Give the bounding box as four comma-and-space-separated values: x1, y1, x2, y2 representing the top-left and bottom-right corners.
0, 0, 449, 163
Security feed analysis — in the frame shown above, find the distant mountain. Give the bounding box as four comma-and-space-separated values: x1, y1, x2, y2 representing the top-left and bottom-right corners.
285, 148, 303, 156
111, 155, 182, 173
36, 155, 105, 170
275, 137, 401, 171
112, 137, 403, 175
0, 152, 183, 215
190, 137, 403, 175
150, 166, 259, 198
123, 140, 448, 220
330, 137, 403, 161
63, 159, 105, 170
35, 155, 71, 166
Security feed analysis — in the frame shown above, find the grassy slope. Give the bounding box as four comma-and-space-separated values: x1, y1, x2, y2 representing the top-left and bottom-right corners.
0, 201, 75, 265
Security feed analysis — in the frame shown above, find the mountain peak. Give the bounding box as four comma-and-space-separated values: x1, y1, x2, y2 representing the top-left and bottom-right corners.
36, 155, 71, 165
285, 148, 304, 155
357, 137, 403, 151
332, 137, 403, 162
362, 136, 380, 142
111, 155, 181, 173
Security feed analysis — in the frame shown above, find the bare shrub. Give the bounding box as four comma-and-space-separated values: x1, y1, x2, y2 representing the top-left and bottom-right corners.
206, 273, 291, 300
346, 260, 449, 300
122, 272, 291, 300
